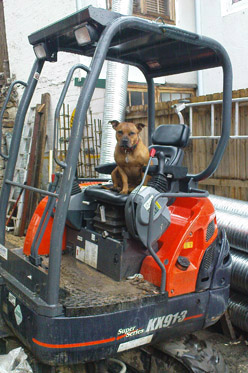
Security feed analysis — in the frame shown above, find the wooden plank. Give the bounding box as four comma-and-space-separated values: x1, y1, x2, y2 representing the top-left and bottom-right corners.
18, 103, 43, 236
220, 311, 236, 340
0, 1, 8, 73
29, 93, 50, 221
199, 178, 248, 187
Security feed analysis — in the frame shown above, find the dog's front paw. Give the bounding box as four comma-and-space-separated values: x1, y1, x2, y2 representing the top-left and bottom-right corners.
120, 189, 128, 194
111, 185, 121, 192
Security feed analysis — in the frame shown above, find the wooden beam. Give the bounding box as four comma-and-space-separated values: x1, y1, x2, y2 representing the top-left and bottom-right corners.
18, 103, 44, 236
29, 93, 50, 219
199, 178, 248, 188
19, 93, 50, 235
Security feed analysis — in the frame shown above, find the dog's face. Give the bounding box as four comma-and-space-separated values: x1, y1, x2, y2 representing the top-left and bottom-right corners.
110, 120, 145, 149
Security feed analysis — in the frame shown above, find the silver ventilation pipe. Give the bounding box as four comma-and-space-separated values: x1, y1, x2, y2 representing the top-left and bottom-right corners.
194, 0, 203, 96
210, 195, 248, 252
100, 0, 133, 166
215, 210, 248, 253
209, 194, 248, 217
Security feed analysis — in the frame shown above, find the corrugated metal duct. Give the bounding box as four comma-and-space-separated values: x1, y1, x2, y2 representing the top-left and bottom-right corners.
209, 194, 248, 217
230, 249, 248, 295
215, 210, 248, 253
100, 0, 133, 166
228, 292, 248, 332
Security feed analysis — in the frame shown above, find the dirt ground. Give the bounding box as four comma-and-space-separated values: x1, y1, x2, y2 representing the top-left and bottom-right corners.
3, 233, 248, 372
5, 232, 25, 248
195, 330, 248, 373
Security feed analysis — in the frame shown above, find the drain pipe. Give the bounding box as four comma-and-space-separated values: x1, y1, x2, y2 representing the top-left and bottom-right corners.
194, 0, 203, 96
100, 0, 133, 166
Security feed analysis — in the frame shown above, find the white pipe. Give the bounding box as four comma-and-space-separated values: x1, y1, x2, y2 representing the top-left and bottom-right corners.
75, 0, 80, 11
100, 0, 133, 166
194, 0, 203, 96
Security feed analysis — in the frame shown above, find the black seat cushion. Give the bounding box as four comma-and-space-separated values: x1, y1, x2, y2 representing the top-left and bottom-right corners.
85, 185, 129, 206
152, 124, 190, 148
95, 162, 116, 175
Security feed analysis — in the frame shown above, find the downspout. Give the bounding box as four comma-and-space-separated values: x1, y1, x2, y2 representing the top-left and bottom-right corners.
75, 0, 80, 11
194, 0, 203, 96
100, 0, 133, 165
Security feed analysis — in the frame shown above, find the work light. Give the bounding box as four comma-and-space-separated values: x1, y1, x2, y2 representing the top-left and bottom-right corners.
33, 43, 48, 59
74, 24, 98, 46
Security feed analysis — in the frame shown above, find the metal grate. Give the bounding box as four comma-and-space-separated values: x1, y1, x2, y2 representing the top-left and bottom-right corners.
58, 104, 102, 178
202, 245, 215, 271
206, 220, 215, 242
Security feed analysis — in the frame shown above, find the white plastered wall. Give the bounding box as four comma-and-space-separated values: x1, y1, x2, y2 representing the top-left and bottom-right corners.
196, 0, 248, 94
5, 0, 248, 132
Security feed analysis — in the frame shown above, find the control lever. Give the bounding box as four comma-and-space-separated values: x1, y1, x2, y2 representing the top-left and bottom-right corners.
156, 151, 166, 175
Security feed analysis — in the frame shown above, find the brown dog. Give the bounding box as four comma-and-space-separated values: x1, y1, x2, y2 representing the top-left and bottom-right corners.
110, 120, 149, 194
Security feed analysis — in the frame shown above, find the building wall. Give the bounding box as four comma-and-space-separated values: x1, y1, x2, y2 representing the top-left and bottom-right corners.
164, 0, 197, 87
4, 0, 248, 133
199, 0, 248, 94
4, 0, 247, 139
3, 0, 83, 149
3, 0, 199, 140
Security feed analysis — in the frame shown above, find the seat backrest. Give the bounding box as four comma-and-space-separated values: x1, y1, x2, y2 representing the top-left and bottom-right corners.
149, 124, 190, 166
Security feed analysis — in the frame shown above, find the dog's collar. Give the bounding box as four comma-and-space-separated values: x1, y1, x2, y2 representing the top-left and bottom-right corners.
121, 139, 139, 153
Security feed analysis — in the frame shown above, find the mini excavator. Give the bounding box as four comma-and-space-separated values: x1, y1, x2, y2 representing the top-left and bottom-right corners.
0, 6, 232, 372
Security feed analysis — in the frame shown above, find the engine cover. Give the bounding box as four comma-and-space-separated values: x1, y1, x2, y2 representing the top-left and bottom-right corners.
125, 186, 171, 247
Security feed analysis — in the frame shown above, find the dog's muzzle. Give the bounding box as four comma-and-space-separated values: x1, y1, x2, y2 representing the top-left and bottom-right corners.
120, 137, 130, 149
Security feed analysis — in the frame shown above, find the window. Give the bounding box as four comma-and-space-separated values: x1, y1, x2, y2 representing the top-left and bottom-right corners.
107, 0, 175, 24
127, 91, 148, 106
126, 83, 195, 107
221, 0, 248, 15
133, 0, 174, 22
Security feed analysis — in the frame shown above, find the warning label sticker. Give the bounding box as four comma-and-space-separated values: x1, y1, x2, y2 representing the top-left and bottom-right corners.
14, 305, 23, 326
76, 241, 98, 269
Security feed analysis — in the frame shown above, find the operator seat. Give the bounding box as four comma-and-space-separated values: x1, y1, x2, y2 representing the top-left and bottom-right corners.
84, 124, 190, 205
149, 124, 190, 166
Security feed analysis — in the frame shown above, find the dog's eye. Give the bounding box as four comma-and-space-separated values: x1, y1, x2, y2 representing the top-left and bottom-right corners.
117, 130, 123, 135
129, 132, 135, 136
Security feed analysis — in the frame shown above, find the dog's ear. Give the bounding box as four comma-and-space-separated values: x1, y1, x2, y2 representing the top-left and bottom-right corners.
135, 123, 146, 132
109, 120, 120, 130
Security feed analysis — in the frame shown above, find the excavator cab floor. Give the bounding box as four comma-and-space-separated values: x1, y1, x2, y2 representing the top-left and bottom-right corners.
58, 254, 162, 317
